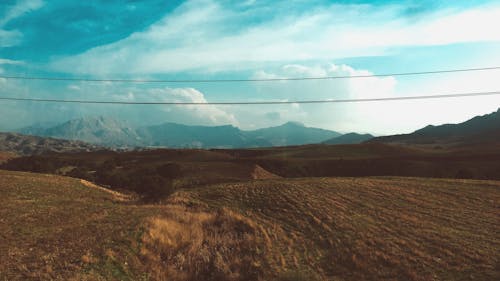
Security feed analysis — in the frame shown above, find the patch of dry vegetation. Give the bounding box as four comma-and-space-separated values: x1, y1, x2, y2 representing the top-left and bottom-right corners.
141, 206, 267, 281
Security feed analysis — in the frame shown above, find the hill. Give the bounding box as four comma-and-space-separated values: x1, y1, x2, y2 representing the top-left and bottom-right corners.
188, 177, 500, 280
243, 121, 341, 147
0, 169, 271, 280
323, 132, 374, 144
0, 132, 101, 155
2, 170, 498, 280
370, 108, 500, 146
3, 141, 500, 205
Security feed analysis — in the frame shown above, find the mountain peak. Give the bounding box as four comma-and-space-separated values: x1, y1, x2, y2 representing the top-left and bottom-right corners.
282, 121, 305, 127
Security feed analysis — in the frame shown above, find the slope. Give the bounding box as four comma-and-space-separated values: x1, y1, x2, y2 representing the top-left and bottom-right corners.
0, 132, 100, 155
38, 116, 142, 147
0, 170, 270, 281
189, 177, 500, 281
370, 108, 500, 145
2, 170, 499, 280
244, 121, 341, 146
323, 133, 374, 144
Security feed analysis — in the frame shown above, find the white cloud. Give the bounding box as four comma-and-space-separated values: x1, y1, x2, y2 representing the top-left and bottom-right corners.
0, 58, 24, 65
51, 0, 500, 74
242, 63, 500, 135
0, 0, 44, 47
0, 0, 44, 27
0, 29, 22, 47
143, 87, 238, 126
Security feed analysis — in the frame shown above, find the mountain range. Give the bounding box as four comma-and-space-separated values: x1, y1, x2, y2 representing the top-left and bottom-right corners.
17, 117, 348, 149
370, 108, 500, 146
11, 108, 499, 151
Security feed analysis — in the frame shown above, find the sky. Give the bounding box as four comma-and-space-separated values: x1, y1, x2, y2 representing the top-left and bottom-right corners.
1, 0, 500, 135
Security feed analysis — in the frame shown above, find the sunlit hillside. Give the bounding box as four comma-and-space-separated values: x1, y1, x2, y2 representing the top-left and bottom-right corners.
1, 170, 498, 280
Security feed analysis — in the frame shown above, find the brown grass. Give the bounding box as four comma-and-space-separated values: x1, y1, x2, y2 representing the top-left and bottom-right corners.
190, 177, 500, 280
140, 205, 267, 281
2, 168, 499, 280
0, 170, 164, 280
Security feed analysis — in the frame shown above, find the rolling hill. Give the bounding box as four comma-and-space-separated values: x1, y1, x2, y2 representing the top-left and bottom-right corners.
2, 170, 498, 280
370, 108, 500, 146
0, 132, 101, 155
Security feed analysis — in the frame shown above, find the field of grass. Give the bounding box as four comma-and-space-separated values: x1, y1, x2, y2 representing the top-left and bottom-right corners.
0, 170, 269, 280
186, 177, 500, 280
1, 169, 499, 280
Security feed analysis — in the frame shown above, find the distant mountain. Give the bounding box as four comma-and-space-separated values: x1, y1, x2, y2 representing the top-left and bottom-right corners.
17, 121, 60, 136
137, 123, 271, 148
0, 132, 101, 155
17, 118, 342, 149
370, 108, 500, 145
20, 116, 142, 147
323, 133, 374, 145
244, 121, 341, 146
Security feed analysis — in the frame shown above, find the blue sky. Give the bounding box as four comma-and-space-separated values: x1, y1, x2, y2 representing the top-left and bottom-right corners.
1, 0, 500, 134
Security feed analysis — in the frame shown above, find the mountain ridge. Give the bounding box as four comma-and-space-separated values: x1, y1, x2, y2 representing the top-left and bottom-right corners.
369, 108, 500, 145
16, 116, 343, 148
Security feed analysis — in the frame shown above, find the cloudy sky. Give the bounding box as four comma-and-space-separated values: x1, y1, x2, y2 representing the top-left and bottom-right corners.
1, 0, 500, 135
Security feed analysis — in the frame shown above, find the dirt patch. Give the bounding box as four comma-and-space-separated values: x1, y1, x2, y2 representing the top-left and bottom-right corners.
79, 179, 132, 202
251, 165, 281, 180
0, 151, 16, 164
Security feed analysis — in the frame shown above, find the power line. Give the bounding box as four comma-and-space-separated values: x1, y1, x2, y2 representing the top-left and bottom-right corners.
0, 91, 498, 105
1, 66, 500, 83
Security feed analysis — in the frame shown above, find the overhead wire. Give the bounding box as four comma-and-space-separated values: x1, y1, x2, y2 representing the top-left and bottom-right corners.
0, 91, 499, 105
0, 66, 499, 83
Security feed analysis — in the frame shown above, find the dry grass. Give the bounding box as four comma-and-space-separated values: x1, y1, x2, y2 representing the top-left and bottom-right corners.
2, 168, 499, 280
0, 170, 164, 280
190, 177, 500, 280
140, 205, 266, 281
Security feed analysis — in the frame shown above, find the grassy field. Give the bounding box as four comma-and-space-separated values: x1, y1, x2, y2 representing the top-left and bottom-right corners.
0, 170, 269, 281
1, 169, 499, 280
183, 177, 500, 280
